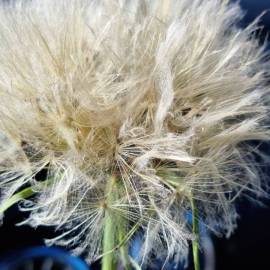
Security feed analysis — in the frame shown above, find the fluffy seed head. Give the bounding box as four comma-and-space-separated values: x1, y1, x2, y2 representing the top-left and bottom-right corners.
0, 0, 269, 266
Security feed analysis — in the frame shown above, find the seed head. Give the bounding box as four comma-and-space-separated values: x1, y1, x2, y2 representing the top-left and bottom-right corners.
0, 0, 269, 266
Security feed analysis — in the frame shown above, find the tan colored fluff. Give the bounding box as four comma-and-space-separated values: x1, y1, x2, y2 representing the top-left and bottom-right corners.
0, 0, 269, 266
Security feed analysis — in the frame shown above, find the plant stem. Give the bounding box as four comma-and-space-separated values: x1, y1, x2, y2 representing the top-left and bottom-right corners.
119, 218, 131, 270
190, 198, 200, 270
101, 176, 132, 270
102, 209, 117, 270
101, 176, 117, 270
129, 257, 143, 270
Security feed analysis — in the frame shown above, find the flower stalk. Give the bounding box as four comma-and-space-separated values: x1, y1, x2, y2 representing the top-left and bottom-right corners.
101, 176, 131, 270
190, 197, 200, 270
102, 207, 117, 270
118, 218, 131, 270
101, 176, 118, 270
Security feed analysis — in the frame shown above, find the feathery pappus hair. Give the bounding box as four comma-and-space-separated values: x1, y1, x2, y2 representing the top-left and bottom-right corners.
0, 0, 269, 268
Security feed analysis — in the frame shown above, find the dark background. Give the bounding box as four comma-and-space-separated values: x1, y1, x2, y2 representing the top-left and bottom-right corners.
214, 1, 270, 270
0, 1, 270, 270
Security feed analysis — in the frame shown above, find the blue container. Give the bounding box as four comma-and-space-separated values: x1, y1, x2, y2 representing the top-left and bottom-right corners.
0, 246, 89, 270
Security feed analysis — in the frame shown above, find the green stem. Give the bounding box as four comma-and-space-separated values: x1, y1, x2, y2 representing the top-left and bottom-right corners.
101, 176, 117, 270
190, 198, 200, 270
129, 256, 143, 270
101, 176, 132, 270
102, 209, 117, 270
119, 218, 131, 270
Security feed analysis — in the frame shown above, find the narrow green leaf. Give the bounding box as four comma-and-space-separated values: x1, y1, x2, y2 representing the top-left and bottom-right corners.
0, 186, 36, 214
0, 178, 52, 214
190, 198, 200, 270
